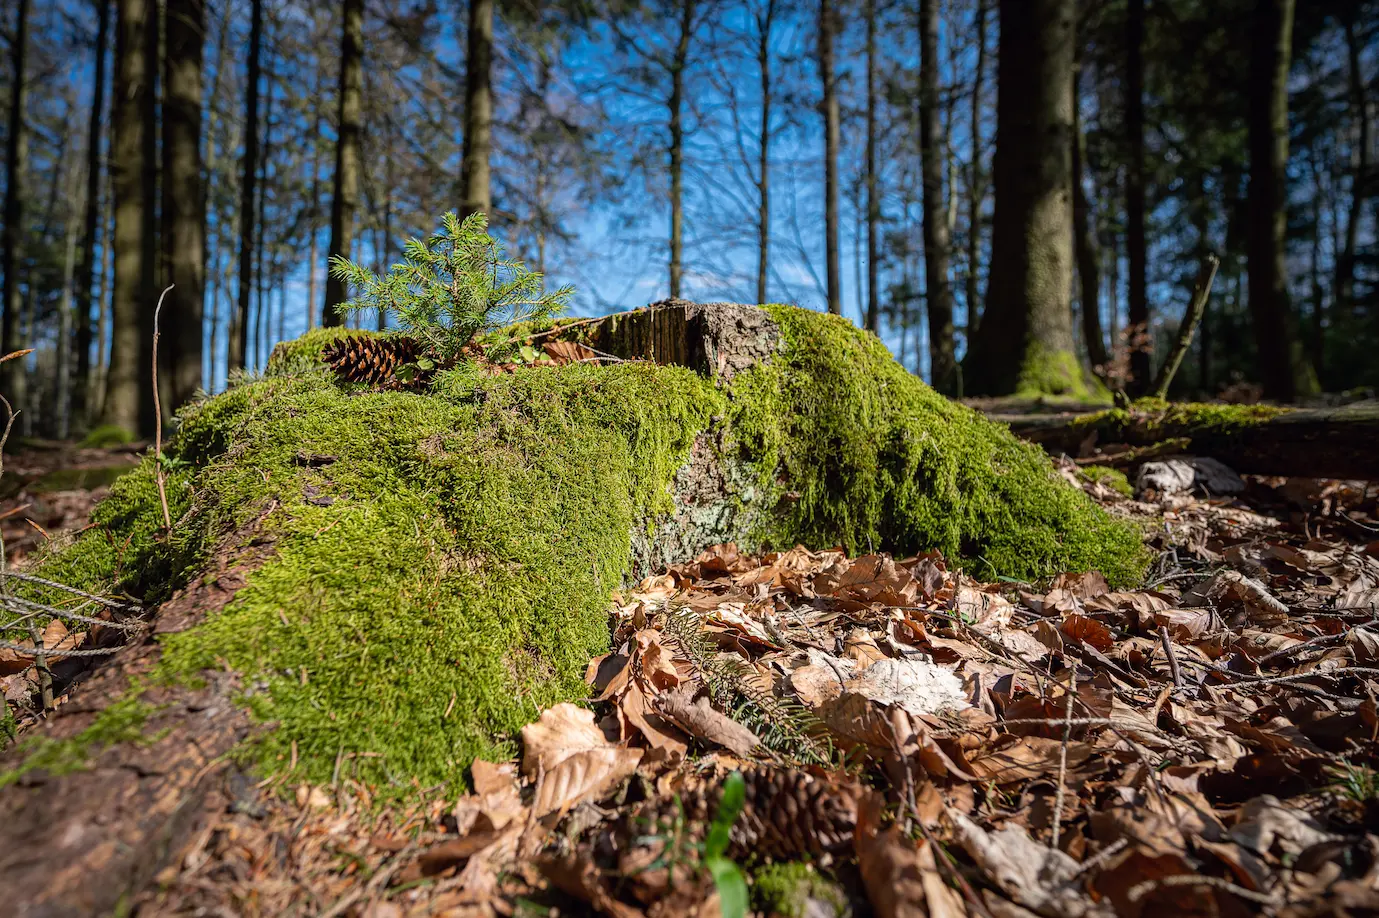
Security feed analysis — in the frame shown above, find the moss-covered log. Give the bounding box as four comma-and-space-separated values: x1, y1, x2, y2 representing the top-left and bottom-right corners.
996, 399, 1379, 479
0, 302, 1145, 915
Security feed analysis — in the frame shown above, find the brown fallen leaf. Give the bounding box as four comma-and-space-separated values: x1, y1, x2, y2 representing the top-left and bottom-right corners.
519, 702, 613, 780
542, 339, 599, 364
656, 685, 761, 756
531, 745, 643, 820
855, 794, 966, 918
949, 812, 1109, 917
538, 853, 646, 918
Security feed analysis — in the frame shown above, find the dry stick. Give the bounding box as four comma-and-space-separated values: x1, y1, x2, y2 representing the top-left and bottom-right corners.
0, 392, 45, 713
1049, 669, 1077, 852
1158, 624, 1184, 690
152, 285, 175, 530
1150, 252, 1219, 399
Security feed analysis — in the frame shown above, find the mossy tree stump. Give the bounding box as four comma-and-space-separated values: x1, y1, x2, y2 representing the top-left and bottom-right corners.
0, 302, 1145, 915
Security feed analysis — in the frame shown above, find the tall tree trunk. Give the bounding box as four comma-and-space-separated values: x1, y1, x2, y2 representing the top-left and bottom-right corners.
965, 0, 987, 334
1, 0, 29, 407
668, 0, 694, 300
161, 0, 205, 415
307, 64, 323, 329
1125, 0, 1149, 394
1335, 16, 1368, 319
322, 0, 363, 327
965, 0, 1081, 397
459, 0, 493, 220
74, 0, 111, 429
103, 0, 157, 435
203, 0, 229, 391
755, 2, 774, 306
919, 0, 955, 393
230, 0, 262, 363
1072, 43, 1107, 373
1247, 0, 1301, 402
819, 0, 841, 314
254, 33, 275, 368
56, 167, 81, 439
863, 0, 879, 332
1310, 160, 1325, 379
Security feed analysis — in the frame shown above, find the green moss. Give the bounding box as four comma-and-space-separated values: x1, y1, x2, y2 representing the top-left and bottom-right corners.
1070, 399, 1286, 443
730, 306, 1147, 584
28, 464, 135, 494
1081, 465, 1133, 498
752, 862, 844, 918
79, 424, 137, 449
0, 696, 155, 789
1014, 342, 1099, 401
264, 326, 384, 377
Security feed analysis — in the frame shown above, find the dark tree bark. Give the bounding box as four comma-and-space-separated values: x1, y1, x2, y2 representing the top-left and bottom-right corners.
459, 0, 493, 221
965, 0, 987, 334
230, 0, 262, 362
1125, 0, 1149, 394
919, 0, 956, 393
103, 0, 157, 435
668, 0, 694, 299
1246, 0, 1301, 402
322, 0, 363, 327
1335, 15, 1369, 319
1072, 43, 1107, 373
74, 0, 111, 428
819, 0, 841, 314
864, 0, 879, 332
1, 0, 29, 407
161, 0, 206, 414
965, 0, 1081, 397
754, 1, 776, 306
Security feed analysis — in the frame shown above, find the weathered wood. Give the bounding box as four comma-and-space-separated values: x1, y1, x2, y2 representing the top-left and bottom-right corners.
997, 401, 1379, 479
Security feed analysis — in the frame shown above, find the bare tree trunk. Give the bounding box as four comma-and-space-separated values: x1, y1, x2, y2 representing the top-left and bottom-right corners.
919, 0, 955, 393
863, 0, 879, 332
322, 0, 363, 327
254, 34, 275, 369
203, 0, 229, 391
459, 0, 493, 220
668, 0, 694, 300
965, 0, 987, 334
1335, 16, 1369, 319
1, 0, 29, 408
965, 0, 1080, 397
819, 0, 841, 314
1072, 44, 1107, 373
230, 0, 261, 362
1247, 0, 1301, 402
161, 0, 205, 415
755, 1, 775, 306
103, 0, 157, 435
56, 171, 81, 439
307, 64, 323, 329
74, 0, 111, 428
1125, 0, 1149, 394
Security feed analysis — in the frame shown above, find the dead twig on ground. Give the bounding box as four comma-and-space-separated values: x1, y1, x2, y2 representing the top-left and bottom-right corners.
152, 285, 175, 531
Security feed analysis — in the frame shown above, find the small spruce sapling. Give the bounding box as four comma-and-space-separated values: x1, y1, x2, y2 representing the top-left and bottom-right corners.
328, 211, 574, 379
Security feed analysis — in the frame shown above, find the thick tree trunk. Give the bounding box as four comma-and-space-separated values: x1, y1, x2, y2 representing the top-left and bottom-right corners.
1246, 0, 1301, 402
864, 0, 879, 332
819, 0, 841, 315
1125, 0, 1150, 395
668, 0, 693, 300
998, 402, 1379, 481
1072, 47, 1107, 373
322, 0, 363, 327
919, 0, 956, 394
1, 0, 29, 406
1335, 16, 1369, 319
230, 0, 262, 362
103, 0, 157, 436
74, 0, 111, 429
965, 0, 987, 334
755, 3, 774, 307
161, 0, 205, 416
459, 0, 493, 221
965, 0, 1080, 397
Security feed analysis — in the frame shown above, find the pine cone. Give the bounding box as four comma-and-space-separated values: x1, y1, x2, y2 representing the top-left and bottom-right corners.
321, 335, 421, 386
633, 768, 861, 862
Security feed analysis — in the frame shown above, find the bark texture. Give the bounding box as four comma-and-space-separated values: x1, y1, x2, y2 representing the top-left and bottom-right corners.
965, 0, 1081, 397
230, 0, 262, 362
919, 0, 956, 394
819, 0, 842, 315
322, 0, 363, 327
668, 0, 694, 300
459, 0, 493, 221
1, 0, 29, 403
74, 0, 111, 427
1072, 46, 1107, 373
1125, 0, 1150, 394
161, 0, 206, 412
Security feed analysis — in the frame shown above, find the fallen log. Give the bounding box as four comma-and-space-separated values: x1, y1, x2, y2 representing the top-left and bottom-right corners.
0, 301, 1145, 914
995, 400, 1379, 480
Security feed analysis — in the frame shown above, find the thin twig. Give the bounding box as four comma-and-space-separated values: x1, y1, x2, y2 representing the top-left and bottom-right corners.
1159, 625, 1184, 690
1128, 873, 1276, 906
1049, 671, 1077, 851
152, 284, 175, 531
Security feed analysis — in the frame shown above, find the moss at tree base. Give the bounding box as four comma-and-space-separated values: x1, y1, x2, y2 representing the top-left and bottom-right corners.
11, 303, 1146, 793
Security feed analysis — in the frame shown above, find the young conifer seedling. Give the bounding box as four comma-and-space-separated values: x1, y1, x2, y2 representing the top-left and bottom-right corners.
326, 211, 573, 387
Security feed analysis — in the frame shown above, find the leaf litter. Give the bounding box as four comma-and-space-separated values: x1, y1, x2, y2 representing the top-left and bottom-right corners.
129, 470, 1379, 916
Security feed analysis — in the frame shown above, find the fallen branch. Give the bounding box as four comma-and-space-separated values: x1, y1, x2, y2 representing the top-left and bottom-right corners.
1150, 253, 1219, 399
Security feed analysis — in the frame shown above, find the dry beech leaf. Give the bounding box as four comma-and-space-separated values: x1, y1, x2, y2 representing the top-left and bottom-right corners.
538, 853, 646, 918
520, 702, 613, 780
1060, 613, 1116, 651
542, 339, 598, 365
531, 745, 642, 820
949, 812, 1109, 917
656, 685, 761, 756
855, 794, 950, 918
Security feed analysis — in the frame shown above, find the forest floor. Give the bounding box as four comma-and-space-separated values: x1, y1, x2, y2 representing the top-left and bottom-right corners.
4, 449, 1379, 917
